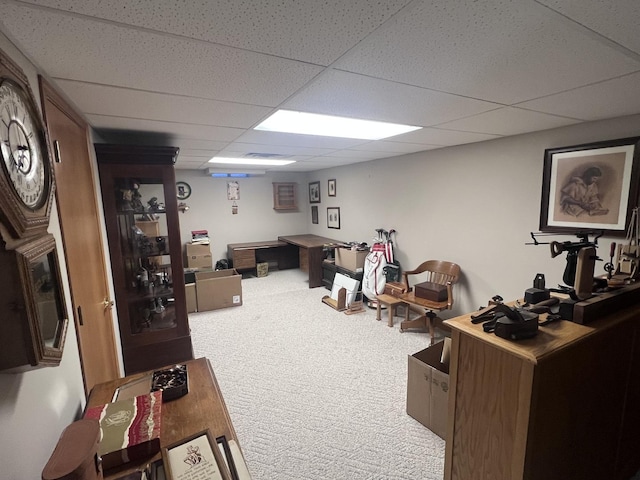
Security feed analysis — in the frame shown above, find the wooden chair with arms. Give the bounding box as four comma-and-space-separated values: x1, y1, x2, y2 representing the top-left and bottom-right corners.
399, 260, 461, 344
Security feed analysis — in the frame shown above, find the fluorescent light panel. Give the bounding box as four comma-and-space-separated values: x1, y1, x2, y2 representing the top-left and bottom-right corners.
208, 157, 295, 166
254, 109, 421, 140
207, 168, 266, 177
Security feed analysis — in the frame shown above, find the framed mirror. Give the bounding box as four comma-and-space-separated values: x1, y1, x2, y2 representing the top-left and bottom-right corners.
0, 234, 68, 372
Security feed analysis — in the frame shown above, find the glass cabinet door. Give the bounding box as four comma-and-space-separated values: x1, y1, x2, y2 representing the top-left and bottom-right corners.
115, 177, 176, 334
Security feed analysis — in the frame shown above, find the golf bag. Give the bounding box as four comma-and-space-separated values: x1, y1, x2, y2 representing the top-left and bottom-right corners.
362, 243, 387, 300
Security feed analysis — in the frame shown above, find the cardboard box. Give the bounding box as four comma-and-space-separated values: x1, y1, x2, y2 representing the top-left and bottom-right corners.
195, 269, 242, 311
185, 282, 197, 313
335, 248, 368, 271
84, 391, 162, 470
406, 340, 450, 439
186, 243, 212, 269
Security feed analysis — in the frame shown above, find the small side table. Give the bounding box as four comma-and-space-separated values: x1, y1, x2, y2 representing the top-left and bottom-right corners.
375, 294, 404, 327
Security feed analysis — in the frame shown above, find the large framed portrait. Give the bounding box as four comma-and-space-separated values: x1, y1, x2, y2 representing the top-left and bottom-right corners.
539, 137, 640, 235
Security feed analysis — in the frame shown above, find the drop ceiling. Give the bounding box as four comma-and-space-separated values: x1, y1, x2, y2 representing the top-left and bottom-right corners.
1, 0, 639, 172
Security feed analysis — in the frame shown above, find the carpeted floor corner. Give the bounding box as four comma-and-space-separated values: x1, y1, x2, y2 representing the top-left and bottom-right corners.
189, 269, 445, 480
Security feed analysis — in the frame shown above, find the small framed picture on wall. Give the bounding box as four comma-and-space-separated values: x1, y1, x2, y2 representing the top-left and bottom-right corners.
327, 207, 340, 229
309, 181, 321, 204
328, 179, 336, 197
311, 205, 319, 224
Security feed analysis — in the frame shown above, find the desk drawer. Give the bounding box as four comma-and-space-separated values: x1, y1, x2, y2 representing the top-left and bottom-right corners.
234, 249, 256, 269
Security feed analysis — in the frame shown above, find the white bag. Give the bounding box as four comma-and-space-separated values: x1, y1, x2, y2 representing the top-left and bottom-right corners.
362, 247, 387, 299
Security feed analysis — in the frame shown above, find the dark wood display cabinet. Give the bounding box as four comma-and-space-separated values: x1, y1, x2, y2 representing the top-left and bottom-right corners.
95, 144, 193, 375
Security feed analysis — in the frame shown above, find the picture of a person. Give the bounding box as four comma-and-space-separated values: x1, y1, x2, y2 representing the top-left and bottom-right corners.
559, 166, 609, 217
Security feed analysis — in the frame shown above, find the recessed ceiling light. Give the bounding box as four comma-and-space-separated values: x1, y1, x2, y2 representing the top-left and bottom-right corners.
254, 109, 421, 140
208, 157, 296, 166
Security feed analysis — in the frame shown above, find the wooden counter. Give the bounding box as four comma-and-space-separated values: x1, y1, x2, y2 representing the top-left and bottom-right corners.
443, 305, 640, 480
278, 234, 342, 287
87, 357, 245, 479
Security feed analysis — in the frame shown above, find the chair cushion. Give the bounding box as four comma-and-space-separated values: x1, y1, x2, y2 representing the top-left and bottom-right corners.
414, 281, 448, 302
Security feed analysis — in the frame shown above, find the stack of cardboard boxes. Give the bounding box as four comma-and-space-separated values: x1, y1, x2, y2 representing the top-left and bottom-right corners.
184, 241, 242, 314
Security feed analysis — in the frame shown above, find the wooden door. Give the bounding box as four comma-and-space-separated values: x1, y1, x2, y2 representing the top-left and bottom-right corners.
39, 77, 120, 393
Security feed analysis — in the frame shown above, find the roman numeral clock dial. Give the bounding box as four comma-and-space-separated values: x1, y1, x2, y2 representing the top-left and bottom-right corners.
0, 79, 46, 209
0, 64, 53, 239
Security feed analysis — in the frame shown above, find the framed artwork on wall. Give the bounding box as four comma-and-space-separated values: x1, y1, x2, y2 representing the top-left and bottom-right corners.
311, 205, 318, 224
176, 181, 192, 200
328, 179, 336, 197
327, 207, 340, 229
309, 181, 320, 204
539, 137, 640, 235
227, 181, 239, 200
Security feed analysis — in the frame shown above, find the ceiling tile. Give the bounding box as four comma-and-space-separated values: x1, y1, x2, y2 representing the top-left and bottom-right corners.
392, 128, 502, 146
54, 80, 272, 128
1, 2, 323, 105
335, 0, 640, 104
216, 142, 336, 157
535, 0, 640, 55
284, 70, 501, 125
435, 107, 580, 136
349, 141, 440, 154
233, 130, 368, 150
21, 0, 414, 65
87, 115, 243, 141
517, 72, 640, 120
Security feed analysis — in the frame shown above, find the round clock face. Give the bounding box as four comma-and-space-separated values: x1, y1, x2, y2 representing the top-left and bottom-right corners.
0, 79, 48, 210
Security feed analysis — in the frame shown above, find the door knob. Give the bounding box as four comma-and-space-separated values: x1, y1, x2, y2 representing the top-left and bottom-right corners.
103, 298, 114, 311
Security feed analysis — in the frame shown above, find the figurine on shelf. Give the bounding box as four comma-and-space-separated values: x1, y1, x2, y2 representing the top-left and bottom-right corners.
119, 180, 144, 212
148, 197, 165, 212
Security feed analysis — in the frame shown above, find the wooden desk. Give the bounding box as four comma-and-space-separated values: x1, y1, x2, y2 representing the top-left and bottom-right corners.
443, 305, 640, 480
87, 357, 246, 479
278, 234, 342, 288
227, 240, 299, 271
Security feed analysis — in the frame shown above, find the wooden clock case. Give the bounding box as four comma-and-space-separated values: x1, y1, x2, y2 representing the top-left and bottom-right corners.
0, 47, 68, 372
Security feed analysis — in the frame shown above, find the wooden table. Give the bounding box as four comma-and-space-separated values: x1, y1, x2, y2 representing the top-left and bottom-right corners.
443, 304, 640, 480
278, 234, 342, 287
87, 357, 245, 479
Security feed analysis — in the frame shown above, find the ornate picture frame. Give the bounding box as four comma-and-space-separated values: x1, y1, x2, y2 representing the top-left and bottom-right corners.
539, 137, 640, 235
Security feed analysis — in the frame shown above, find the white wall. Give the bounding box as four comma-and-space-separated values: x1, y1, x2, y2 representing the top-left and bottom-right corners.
176, 171, 309, 260
178, 114, 640, 316
0, 34, 86, 480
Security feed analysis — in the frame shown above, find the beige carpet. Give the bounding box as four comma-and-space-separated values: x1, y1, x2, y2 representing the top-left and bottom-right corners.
189, 269, 445, 479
